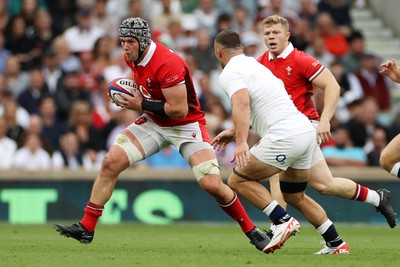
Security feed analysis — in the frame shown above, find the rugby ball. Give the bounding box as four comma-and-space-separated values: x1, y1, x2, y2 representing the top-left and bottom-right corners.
108, 78, 137, 105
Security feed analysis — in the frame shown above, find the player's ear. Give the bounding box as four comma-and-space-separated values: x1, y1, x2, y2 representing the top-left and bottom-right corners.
215, 46, 222, 58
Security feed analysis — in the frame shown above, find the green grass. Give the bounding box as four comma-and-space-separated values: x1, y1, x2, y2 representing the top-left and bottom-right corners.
0, 223, 399, 267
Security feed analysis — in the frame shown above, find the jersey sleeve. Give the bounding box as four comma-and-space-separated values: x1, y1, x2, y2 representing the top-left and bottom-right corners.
220, 69, 247, 98
157, 56, 186, 88
296, 52, 325, 81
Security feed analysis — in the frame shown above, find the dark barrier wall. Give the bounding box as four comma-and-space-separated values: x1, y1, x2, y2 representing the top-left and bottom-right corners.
0, 168, 398, 224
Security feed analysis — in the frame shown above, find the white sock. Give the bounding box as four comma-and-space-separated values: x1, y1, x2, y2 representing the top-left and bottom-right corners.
365, 189, 381, 207
390, 162, 400, 178
316, 219, 332, 235
262, 200, 279, 216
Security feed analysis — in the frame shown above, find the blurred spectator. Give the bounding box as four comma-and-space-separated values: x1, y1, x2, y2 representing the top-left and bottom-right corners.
25, 113, 54, 153
90, 74, 113, 129
346, 97, 387, 153
183, 52, 203, 96
204, 94, 230, 140
298, 0, 318, 28
17, 67, 50, 114
102, 51, 130, 83
92, 35, 116, 73
367, 127, 388, 166
43, 0, 77, 33
329, 59, 363, 123
155, 18, 182, 52
55, 70, 91, 120
41, 47, 63, 95
318, 0, 352, 37
304, 35, 334, 67
174, 14, 198, 53
193, 0, 218, 36
352, 53, 393, 111
197, 73, 213, 111
78, 51, 102, 92
322, 125, 367, 166
4, 55, 30, 98
12, 131, 52, 170
52, 35, 81, 73
0, 116, 17, 169
38, 95, 67, 151
189, 28, 218, 74
17, 0, 41, 29
106, 0, 132, 23
0, 72, 9, 94
257, 0, 299, 32
67, 100, 103, 151
341, 30, 366, 74
4, 15, 36, 70
314, 12, 349, 57
63, 7, 105, 53
0, 0, 10, 32
214, 13, 232, 36
3, 99, 26, 143
231, 5, 253, 35
127, 0, 144, 19
290, 19, 312, 51
52, 130, 105, 170
241, 31, 265, 59
0, 83, 30, 129
216, 0, 258, 18
150, 0, 182, 32
28, 8, 60, 67
142, 145, 190, 169
91, 0, 119, 38
0, 33, 11, 74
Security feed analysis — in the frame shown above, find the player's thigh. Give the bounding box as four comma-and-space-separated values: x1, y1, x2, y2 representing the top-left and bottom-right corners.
125, 116, 165, 158
381, 134, 400, 165
235, 153, 281, 181
164, 121, 213, 162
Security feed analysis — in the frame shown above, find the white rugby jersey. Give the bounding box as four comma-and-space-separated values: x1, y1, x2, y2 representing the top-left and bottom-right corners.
219, 54, 314, 141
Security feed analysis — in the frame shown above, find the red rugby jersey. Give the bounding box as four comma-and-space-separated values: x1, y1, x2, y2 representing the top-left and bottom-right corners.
124, 42, 205, 127
257, 44, 324, 121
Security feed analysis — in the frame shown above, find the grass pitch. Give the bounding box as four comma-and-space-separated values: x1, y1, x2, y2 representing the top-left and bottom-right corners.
0, 223, 399, 267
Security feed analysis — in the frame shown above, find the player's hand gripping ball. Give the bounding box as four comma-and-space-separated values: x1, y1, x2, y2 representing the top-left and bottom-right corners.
108, 78, 138, 105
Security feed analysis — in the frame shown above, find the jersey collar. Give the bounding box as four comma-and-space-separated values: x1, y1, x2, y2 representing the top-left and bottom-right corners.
268, 42, 294, 60
137, 41, 156, 66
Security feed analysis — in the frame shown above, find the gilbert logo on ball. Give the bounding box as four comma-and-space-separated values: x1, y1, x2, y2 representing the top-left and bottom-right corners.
109, 78, 137, 105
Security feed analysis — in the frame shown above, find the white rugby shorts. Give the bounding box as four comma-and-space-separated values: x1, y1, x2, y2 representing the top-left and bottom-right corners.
250, 130, 319, 170
126, 114, 212, 161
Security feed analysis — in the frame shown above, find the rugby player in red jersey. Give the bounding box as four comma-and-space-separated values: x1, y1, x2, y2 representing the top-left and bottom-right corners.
54, 17, 271, 252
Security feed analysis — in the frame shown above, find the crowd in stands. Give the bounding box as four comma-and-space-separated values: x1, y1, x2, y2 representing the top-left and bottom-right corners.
0, 0, 399, 171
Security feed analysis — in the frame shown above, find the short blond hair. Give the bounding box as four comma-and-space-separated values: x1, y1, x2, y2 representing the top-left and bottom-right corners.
263, 15, 289, 32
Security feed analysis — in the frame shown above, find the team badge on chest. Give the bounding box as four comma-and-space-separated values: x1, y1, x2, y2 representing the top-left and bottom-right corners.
286, 66, 292, 76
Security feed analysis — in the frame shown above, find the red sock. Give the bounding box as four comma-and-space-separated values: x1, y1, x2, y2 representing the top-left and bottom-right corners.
220, 192, 255, 233
352, 184, 369, 202
80, 201, 104, 232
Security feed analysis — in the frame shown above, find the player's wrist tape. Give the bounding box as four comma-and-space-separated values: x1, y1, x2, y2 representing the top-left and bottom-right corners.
141, 99, 167, 117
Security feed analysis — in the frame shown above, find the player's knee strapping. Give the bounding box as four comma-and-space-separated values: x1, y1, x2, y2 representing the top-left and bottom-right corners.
280, 181, 308, 193
192, 159, 220, 181
233, 167, 260, 182
113, 134, 143, 165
